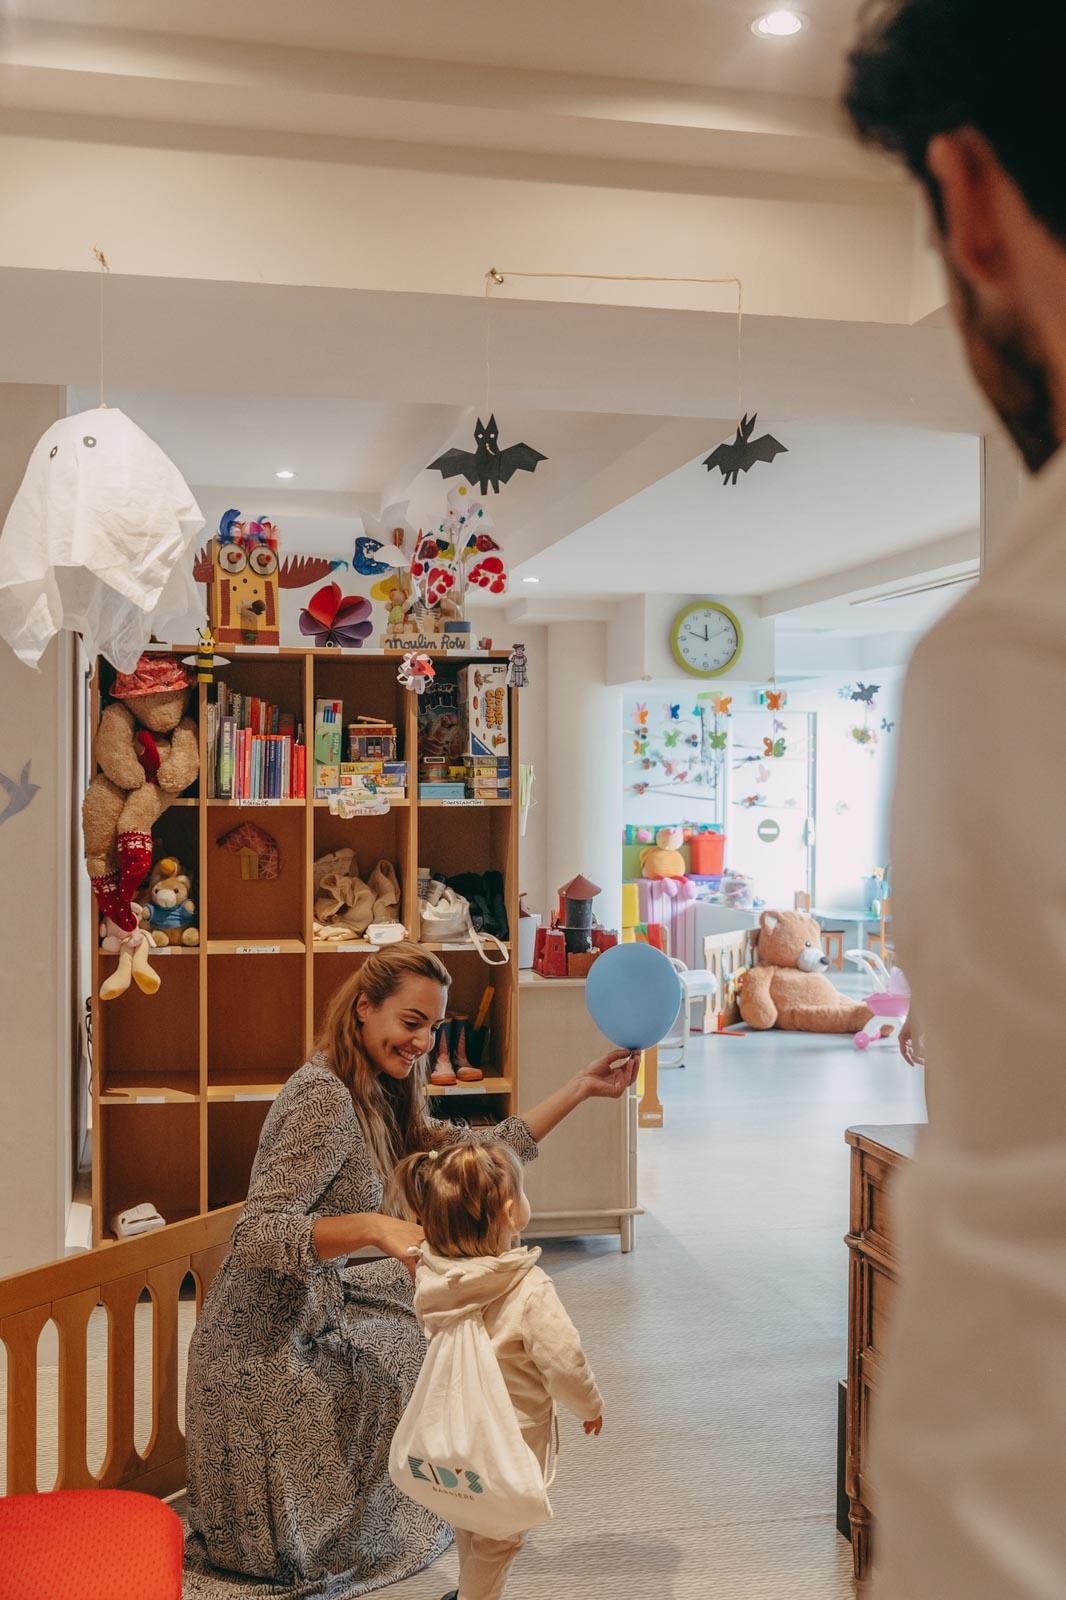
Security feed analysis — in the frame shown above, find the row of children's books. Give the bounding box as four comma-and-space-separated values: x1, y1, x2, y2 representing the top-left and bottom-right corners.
206, 685, 306, 800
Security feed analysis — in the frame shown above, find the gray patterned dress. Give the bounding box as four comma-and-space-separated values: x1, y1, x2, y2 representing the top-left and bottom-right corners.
183, 1056, 538, 1598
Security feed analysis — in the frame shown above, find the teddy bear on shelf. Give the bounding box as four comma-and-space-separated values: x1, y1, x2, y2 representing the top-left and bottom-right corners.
139, 855, 199, 948
639, 826, 696, 899
83, 655, 199, 1000
739, 910, 873, 1034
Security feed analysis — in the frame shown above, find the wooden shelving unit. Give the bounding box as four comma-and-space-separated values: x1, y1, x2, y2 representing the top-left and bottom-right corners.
90, 647, 519, 1242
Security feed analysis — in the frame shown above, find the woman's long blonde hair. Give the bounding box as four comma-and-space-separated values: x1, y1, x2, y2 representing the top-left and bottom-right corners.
390, 1143, 524, 1259
314, 942, 451, 1179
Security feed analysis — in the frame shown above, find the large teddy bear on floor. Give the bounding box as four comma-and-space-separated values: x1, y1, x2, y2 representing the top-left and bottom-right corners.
739, 909, 872, 1034
83, 654, 199, 999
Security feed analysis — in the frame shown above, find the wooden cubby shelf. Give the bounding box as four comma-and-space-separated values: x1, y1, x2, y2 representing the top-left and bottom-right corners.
90, 647, 519, 1243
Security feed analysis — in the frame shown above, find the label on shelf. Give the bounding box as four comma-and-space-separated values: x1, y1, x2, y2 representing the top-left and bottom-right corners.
237, 798, 282, 807
442, 941, 474, 952
235, 944, 282, 955
133, 1095, 167, 1104
441, 1083, 488, 1096
442, 798, 485, 808
238, 644, 282, 654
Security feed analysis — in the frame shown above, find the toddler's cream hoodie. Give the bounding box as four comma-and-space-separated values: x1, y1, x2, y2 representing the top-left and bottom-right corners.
414, 1245, 603, 1431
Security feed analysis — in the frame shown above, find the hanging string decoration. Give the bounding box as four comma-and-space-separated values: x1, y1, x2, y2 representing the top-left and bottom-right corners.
840, 681, 884, 755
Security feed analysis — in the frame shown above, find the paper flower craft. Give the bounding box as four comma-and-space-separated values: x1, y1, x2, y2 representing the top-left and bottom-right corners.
353, 535, 409, 577
398, 652, 435, 694
467, 554, 507, 595
298, 583, 373, 648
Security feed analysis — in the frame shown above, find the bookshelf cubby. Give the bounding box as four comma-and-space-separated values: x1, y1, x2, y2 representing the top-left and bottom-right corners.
90, 647, 519, 1242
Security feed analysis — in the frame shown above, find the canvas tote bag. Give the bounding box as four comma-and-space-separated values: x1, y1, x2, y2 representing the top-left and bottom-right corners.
419, 885, 509, 965
389, 1309, 557, 1537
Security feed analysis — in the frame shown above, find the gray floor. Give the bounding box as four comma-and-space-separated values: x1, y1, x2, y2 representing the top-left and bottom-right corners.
4, 1010, 926, 1597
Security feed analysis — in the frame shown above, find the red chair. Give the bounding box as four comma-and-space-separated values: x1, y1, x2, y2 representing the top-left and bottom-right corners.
0, 1490, 183, 1600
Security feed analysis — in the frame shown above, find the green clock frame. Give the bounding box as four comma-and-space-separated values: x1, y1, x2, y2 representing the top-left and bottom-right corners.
669, 600, 745, 678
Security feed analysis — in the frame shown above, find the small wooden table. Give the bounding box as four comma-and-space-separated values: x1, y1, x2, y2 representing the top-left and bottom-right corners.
844, 1123, 921, 1582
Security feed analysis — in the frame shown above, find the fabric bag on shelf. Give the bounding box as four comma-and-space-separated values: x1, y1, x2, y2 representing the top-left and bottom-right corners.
447, 870, 509, 941
314, 847, 375, 938
370, 859, 402, 925
419, 883, 509, 966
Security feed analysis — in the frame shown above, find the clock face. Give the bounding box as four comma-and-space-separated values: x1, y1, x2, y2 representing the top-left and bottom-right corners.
671, 603, 743, 677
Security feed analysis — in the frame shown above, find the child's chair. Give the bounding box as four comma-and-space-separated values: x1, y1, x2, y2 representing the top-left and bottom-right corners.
864, 896, 894, 963
0, 1489, 183, 1599
794, 891, 845, 971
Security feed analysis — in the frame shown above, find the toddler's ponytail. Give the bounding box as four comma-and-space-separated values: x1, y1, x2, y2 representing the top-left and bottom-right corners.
388, 1142, 524, 1259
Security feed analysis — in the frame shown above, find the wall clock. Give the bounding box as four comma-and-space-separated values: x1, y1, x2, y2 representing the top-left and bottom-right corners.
670, 600, 744, 678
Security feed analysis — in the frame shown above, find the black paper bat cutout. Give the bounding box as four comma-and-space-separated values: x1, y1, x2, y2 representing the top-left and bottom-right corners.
702, 413, 787, 485
428, 415, 547, 496
851, 682, 880, 705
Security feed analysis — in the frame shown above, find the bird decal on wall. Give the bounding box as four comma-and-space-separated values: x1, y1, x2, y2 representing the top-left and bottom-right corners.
428, 415, 547, 496
0, 761, 40, 825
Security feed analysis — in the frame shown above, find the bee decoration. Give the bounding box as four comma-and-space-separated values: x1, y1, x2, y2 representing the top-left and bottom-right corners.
182, 626, 229, 686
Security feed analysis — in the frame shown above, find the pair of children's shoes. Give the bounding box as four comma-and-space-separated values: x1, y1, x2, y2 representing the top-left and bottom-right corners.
430, 1018, 484, 1086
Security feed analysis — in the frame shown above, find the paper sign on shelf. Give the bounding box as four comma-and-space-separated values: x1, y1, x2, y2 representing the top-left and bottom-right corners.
442, 798, 484, 808
235, 944, 282, 955
237, 797, 282, 807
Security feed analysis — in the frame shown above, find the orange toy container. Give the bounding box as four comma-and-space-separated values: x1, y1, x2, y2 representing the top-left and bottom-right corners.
690, 832, 726, 875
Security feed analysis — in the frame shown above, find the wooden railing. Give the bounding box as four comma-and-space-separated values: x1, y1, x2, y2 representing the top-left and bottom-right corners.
0, 1207, 239, 1499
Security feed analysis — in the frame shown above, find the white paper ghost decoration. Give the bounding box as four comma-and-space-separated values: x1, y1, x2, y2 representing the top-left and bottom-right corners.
0, 406, 205, 671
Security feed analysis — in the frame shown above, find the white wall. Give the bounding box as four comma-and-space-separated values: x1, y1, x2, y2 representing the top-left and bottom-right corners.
793, 670, 903, 909
545, 622, 622, 932
0, 383, 72, 1276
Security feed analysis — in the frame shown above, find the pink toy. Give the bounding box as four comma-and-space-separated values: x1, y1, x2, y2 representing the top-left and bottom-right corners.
846, 950, 910, 1051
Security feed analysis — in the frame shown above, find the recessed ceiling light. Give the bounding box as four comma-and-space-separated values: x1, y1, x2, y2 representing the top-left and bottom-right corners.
522, 576, 541, 584
275, 469, 295, 480
752, 9, 806, 37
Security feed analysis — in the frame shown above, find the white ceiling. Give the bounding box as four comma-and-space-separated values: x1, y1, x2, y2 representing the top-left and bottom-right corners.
13, 0, 868, 98
517, 425, 980, 594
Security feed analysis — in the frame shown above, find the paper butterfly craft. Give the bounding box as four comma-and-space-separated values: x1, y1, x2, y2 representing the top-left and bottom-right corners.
635, 703, 649, 727
881, 718, 895, 733
709, 695, 732, 716
763, 736, 786, 759
765, 690, 787, 711
708, 731, 728, 752
667, 704, 681, 720
663, 730, 681, 748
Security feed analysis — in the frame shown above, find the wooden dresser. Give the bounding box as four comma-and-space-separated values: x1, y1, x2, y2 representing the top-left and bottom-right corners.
844, 1123, 920, 1582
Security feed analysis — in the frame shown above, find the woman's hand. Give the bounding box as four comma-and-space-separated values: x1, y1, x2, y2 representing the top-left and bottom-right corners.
574, 1049, 641, 1103
584, 1417, 604, 1437
374, 1216, 426, 1279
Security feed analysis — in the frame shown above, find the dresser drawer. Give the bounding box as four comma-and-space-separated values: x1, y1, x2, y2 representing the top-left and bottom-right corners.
861, 1257, 898, 1365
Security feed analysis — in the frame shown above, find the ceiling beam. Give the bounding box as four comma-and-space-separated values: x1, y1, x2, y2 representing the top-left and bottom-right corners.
509, 417, 721, 568
377, 405, 473, 513
758, 526, 980, 617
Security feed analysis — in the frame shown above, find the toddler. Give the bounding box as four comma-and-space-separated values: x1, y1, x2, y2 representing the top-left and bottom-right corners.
391, 1141, 604, 1600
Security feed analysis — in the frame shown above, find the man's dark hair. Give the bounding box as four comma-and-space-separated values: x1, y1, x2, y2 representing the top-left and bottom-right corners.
844, 2, 1065, 241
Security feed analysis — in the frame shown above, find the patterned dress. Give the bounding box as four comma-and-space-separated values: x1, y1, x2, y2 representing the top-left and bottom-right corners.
183, 1057, 538, 1597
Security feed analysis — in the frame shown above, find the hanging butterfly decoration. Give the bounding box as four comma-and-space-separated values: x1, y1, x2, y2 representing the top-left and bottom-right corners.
763, 736, 787, 759
774, 718, 788, 733
709, 694, 732, 717
765, 689, 788, 712
666, 704, 681, 720
757, 764, 772, 783
299, 583, 374, 648
881, 718, 895, 734
708, 731, 728, 752
663, 729, 681, 749
632, 782, 650, 796
739, 793, 767, 809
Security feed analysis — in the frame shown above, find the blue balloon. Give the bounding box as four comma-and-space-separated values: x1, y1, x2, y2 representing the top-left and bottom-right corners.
585, 942, 682, 1050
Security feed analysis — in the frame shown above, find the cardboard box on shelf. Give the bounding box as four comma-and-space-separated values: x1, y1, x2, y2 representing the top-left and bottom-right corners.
314, 698, 343, 793
458, 664, 509, 759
